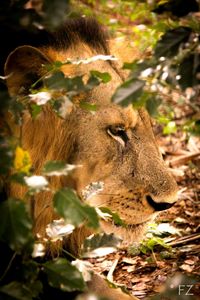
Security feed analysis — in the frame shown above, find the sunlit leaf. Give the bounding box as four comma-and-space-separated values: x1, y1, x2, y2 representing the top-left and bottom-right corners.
32, 243, 45, 258
71, 55, 117, 65
90, 70, 111, 83
30, 104, 42, 119
99, 207, 125, 227
24, 175, 48, 192
82, 233, 121, 258
145, 236, 170, 251
71, 259, 93, 282
163, 121, 177, 135
14, 146, 32, 174
79, 101, 97, 112
43, 160, 77, 176
46, 219, 75, 242
156, 223, 180, 235
29, 92, 52, 105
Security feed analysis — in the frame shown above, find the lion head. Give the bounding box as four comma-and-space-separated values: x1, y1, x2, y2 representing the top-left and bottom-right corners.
4, 18, 178, 250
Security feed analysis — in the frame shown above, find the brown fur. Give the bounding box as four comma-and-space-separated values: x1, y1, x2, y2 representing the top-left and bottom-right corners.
4, 18, 178, 299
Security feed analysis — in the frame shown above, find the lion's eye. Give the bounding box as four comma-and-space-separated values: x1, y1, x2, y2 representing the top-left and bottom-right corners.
107, 126, 128, 147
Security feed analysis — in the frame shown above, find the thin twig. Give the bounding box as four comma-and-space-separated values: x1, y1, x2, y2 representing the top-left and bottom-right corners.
0, 252, 17, 282
107, 258, 119, 283
167, 233, 200, 247
168, 152, 200, 167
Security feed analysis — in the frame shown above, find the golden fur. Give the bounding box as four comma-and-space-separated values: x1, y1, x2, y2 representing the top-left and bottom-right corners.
4, 18, 178, 299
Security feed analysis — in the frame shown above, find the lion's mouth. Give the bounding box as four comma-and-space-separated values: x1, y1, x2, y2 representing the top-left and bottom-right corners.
113, 214, 153, 227
100, 217, 151, 230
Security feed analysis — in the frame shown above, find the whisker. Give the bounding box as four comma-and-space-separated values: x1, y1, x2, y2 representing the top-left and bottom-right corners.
98, 192, 118, 196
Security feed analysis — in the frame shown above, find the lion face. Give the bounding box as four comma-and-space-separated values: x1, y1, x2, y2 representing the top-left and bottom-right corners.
67, 104, 178, 242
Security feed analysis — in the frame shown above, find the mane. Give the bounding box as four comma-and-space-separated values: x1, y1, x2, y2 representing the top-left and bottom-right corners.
0, 17, 109, 76
49, 18, 110, 54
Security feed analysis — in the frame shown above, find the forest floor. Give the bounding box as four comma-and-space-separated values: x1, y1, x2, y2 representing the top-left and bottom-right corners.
76, 1, 200, 299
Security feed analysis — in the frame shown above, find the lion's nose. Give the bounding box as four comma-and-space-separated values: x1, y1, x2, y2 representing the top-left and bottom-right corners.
146, 195, 175, 211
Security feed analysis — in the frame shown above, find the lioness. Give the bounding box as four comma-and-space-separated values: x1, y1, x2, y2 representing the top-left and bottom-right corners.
4, 18, 178, 300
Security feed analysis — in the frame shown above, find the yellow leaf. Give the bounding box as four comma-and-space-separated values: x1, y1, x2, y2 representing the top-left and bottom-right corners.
14, 146, 32, 174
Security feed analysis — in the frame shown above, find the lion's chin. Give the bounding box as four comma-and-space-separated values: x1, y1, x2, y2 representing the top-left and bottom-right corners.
100, 219, 150, 248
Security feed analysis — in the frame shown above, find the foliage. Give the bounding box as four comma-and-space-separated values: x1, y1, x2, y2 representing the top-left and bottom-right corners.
53, 188, 99, 229
43, 258, 86, 292
128, 223, 172, 260
0, 0, 200, 299
0, 198, 33, 253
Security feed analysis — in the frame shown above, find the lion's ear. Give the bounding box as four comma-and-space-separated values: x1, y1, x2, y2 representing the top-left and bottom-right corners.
4, 46, 52, 96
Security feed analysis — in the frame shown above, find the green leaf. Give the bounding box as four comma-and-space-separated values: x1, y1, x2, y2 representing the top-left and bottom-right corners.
44, 71, 66, 89
10, 173, 26, 186
79, 101, 97, 112
53, 60, 64, 69
124, 60, 154, 77
82, 233, 121, 258
123, 61, 139, 71
160, 250, 173, 259
44, 71, 85, 92
0, 198, 33, 253
30, 104, 42, 119
0, 280, 42, 300
53, 188, 99, 229
138, 236, 170, 254
112, 78, 145, 106
9, 98, 25, 125
43, 258, 85, 292
163, 121, 177, 135
43, 160, 76, 176
99, 207, 125, 227
22, 261, 40, 282
66, 76, 86, 92
184, 120, 200, 135
154, 27, 191, 58
128, 244, 141, 256
146, 236, 169, 251
178, 53, 200, 89
146, 97, 161, 117
90, 70, 112, 83
0, 136, 14, 175
86, 75, 100, 89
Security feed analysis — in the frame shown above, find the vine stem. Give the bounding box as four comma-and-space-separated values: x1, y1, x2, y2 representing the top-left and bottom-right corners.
0, 252, 17, 282
62, 248, 77, 260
